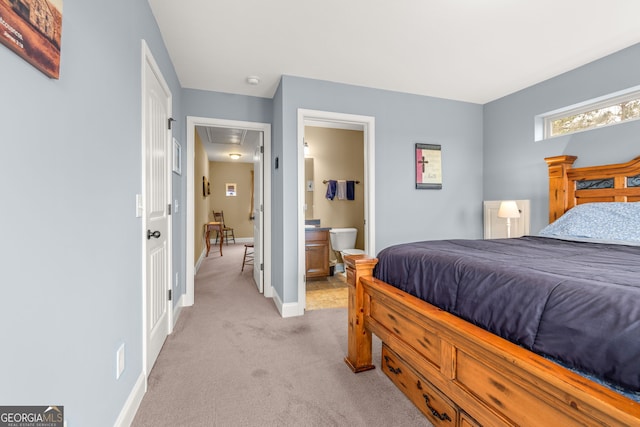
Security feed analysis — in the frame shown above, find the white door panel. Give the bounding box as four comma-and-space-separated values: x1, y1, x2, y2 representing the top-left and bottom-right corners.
253, 139, 263, 292
143, 43, 171, 373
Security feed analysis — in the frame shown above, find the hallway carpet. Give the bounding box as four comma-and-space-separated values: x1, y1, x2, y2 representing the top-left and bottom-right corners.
131, 244, 429, 427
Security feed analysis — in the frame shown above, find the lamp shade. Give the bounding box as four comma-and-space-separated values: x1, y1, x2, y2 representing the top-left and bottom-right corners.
229, 153, 242, 160
497, 201, 520, 219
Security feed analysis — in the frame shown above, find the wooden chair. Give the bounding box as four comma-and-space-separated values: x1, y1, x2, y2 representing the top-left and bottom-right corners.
241, 244, 254, 272
212, 211, 236, 245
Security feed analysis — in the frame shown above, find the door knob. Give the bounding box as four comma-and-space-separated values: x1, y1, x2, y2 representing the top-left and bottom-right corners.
147, 230, 161, 239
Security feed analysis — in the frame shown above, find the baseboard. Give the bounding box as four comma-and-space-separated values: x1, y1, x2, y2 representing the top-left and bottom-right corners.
272, 290, 303, 318
208, 237, 254, 245
113, 372, 145, 427
172, 294, 184, 328
195, 249, 206, 274
233, 237, 254, 244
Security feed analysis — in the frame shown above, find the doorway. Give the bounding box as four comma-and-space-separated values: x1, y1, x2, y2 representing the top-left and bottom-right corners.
303, 126, 364, 310
185, 117, 272, 306
297, 109, 376, 314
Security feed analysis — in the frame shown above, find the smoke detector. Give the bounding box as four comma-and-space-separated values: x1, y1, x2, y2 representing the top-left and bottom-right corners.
246, 76, 261, 86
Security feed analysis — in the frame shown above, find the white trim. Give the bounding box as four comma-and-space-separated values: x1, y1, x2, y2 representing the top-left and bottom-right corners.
172, 294, 184, 328
186, 117, 272, 306
272, 290, 284, 315
304, 119, 363, 131
271, 290, 300, 318
194, 249, 206, 275
213, 237, 255, 244
297, 109, 376, 315
113, 373, 146, 427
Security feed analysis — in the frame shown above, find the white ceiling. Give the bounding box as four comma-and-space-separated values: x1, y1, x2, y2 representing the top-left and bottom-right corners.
196, 126, 262, 163
152, 1, 640, 160
148, 0, 640, 105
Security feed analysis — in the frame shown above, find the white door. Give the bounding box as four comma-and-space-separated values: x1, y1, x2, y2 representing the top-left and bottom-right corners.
143, 43, 172, 373
253, 137, 263, 292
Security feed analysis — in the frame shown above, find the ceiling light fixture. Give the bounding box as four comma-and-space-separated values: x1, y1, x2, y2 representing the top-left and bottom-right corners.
246, 76, 260, 86
229, 153, 242, 160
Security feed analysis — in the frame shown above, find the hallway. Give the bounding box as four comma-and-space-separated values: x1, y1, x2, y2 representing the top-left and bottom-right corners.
131, 243, 426, 426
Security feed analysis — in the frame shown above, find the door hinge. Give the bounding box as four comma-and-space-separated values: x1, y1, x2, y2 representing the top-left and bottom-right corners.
168, 118, 176, 130
260, 145, 264, 154
168, 289, 172, 301
260, 263, 264, 271
168, 203, 172, 215
260, 204, 263, 212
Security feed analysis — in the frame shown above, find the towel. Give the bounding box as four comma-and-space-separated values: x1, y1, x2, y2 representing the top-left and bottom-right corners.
325, 180, 337, 200
346, 181, 355, 200
337, 180, 347, 200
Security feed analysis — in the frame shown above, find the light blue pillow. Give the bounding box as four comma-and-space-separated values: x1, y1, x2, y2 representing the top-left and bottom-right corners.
539, 202, 640, 243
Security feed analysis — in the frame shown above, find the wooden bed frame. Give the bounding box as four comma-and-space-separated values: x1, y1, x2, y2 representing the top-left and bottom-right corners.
344, 155, 640, 426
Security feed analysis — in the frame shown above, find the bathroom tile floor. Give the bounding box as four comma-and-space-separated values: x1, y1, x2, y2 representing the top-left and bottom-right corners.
305, 273, 348, 310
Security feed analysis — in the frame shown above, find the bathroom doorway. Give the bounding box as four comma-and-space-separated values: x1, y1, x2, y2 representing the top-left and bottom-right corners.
297, 109, 376, 313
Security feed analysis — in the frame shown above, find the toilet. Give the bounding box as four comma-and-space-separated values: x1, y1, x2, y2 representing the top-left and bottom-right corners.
329, 228, 366, 273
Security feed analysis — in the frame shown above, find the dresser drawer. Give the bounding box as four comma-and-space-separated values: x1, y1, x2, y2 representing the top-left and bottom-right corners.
371, 299, 442, 370
381, 344, 457, 426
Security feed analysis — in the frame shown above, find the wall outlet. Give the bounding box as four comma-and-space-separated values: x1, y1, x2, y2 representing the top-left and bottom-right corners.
116, 343, 125, 379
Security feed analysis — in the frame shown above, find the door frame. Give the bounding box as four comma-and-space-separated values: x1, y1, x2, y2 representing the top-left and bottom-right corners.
297, 109, 376, 313
141, 40, 173, 379
252, 135, 265, 293
185, 117, 272, 305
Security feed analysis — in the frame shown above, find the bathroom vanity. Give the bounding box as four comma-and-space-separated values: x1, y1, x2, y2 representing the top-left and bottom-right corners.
305, 227, 331, 279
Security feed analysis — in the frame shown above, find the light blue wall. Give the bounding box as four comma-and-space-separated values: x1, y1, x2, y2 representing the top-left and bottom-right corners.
483, 43, 640, 233
182, 89, 272, 124
0, 1, 182, 425
277, 76, 484, 303
271, 83, 285, 300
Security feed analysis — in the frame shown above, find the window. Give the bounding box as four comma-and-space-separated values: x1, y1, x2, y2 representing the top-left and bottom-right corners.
536, 86, 640, 140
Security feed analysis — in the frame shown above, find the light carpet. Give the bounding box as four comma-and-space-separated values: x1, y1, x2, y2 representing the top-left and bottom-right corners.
131, 244, 429, 426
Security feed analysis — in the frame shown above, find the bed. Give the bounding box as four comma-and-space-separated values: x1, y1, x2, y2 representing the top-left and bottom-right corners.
344, 155, 640, 426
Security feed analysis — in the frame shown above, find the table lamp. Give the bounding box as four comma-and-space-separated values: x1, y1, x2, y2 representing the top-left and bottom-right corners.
497, 200, 520, 238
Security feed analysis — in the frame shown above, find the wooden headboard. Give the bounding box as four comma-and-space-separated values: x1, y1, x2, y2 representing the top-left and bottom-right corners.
545, 155, 640, 222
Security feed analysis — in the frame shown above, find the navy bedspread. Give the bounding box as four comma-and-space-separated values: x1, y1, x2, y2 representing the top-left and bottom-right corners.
374, 236, 640, 392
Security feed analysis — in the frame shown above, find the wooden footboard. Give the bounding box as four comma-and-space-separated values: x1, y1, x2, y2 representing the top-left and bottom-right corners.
344, 255, 640, 427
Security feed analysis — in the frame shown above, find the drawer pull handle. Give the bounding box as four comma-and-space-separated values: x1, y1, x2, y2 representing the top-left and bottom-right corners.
383, 355, 402, 375
423, 394, 452, 422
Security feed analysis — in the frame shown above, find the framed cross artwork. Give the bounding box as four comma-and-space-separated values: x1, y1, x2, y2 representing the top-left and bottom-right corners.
415, 143, 442, 189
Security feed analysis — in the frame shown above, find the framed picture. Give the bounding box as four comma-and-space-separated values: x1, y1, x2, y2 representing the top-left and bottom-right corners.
415, 143, 442, 189
203, 176, 210, 197
0, 0, 63, 78
172, 138, 182, 175
225, 183, 237, 197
